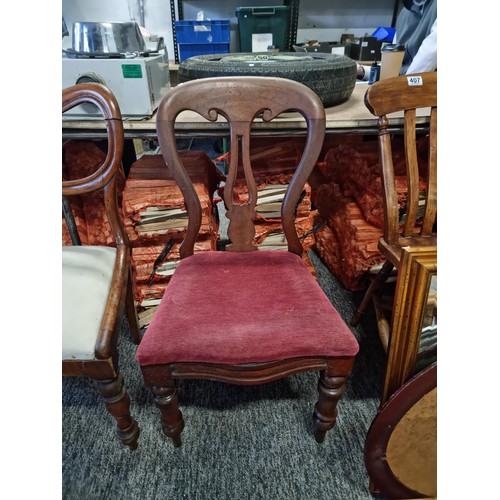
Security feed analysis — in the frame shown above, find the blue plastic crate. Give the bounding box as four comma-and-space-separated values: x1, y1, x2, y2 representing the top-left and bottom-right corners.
178, 42, 230, 62
371, 26, 396, 42
175, 20, 230, 44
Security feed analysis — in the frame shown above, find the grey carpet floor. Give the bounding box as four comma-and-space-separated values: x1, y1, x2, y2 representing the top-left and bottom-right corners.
62, 250, 387, 500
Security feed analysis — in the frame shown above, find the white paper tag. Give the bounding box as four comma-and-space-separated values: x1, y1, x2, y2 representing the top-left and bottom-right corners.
252, 33, 273, 52
331, 46, 345, 55
407, 76, 423, 86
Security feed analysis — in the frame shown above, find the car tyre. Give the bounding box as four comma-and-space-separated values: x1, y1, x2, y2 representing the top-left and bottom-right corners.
178, 52, 357, 107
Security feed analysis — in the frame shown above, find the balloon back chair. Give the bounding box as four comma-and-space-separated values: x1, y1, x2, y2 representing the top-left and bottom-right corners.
350, 72, 437, 331
135, 76, 360, 447
62, 83, 140, 450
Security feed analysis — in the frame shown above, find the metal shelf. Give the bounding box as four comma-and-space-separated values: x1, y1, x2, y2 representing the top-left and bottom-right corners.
170, 0, 300, 63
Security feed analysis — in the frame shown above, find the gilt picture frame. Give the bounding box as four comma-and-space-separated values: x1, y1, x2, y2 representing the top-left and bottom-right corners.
381, 246, 437, 405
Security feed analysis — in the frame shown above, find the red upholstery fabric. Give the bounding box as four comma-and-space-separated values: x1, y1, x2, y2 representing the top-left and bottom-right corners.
136, 251, 359, 366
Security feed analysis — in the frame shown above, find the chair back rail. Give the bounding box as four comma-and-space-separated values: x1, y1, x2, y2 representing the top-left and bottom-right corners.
62, 83, 127, 249
422, 106, 437, 235
155, 76, 326, 258
62, 82, 130, 357
62, 84, 124, 195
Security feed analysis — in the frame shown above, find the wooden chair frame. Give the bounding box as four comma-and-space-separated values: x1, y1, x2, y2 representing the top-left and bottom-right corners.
351, 72, 437, 330
62, 83, 140, 450
139, 76, 358, 447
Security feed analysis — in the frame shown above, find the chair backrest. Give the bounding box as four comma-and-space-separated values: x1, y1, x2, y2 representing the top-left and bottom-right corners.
155, 76, 326, 258
62, 83, 128, 249
364, 72, 437, 245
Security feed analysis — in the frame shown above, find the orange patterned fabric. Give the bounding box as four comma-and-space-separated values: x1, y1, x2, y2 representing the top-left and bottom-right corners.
122, 152, 221, 313
216, 139, 312, 222
131, 237, 216, 288
122, 153, 220, 244
253, 216, 315, 250
62, 195, 88, 246
310, 137, 432, 290
62, 141, 127, 246
221, 179, 312, 220
135, 283, 169, 306
314, 185, 384, 291
318, 139, 428, 229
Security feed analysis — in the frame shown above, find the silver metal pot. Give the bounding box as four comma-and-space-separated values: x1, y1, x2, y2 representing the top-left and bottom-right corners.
72, 21, 146, 54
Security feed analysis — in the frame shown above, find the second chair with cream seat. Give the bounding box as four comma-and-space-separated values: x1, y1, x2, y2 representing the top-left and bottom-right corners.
62, 83, 141, 450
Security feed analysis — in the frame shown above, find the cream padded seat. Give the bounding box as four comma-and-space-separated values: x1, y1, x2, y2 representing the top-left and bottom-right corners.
62, 246, 116, 360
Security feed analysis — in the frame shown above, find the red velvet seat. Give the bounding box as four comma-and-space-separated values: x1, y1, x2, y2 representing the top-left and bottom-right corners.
136, 76, 360, 447
137, 251, 358, 366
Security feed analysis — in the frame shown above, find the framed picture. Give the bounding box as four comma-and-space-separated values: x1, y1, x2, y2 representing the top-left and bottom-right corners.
381, 246, 437, 406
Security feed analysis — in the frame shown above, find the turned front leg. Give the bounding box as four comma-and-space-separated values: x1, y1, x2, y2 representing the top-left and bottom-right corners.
151, 376, 184, 447
312, 371, 349, 443
95, 373, 140, 450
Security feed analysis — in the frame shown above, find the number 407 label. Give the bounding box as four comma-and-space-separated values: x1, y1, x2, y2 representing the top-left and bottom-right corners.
407, 76, 423, 86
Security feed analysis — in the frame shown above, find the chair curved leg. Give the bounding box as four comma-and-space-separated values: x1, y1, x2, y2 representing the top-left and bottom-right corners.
126, 269, 141, 345
313, 369, 349, 443
95, 373, 140, 450
350, 260, 395, 327
151, 374, 184, 447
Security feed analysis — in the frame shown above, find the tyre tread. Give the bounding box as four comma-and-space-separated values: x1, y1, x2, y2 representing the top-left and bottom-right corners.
178, 52, 357, 107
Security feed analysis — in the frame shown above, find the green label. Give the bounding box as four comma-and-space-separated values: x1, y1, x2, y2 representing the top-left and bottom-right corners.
122, 64, 143, 78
